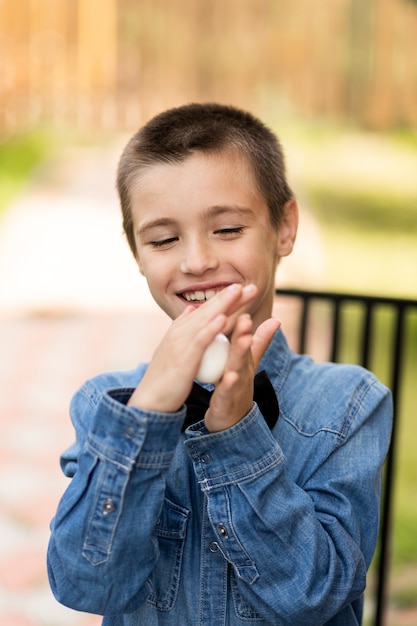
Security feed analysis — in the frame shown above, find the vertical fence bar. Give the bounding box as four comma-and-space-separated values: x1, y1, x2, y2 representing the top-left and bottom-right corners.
330, 298, 341, 362
361, 301, 373, 369
374, 304, 406, 626
299, 296, 310, 354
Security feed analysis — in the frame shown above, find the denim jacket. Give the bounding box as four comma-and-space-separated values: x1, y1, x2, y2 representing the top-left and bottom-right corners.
47, 329, 392, 625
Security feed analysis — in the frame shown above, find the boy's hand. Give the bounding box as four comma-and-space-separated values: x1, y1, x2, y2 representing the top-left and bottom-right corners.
204, 315, 281, 432
128, 284, 264, 413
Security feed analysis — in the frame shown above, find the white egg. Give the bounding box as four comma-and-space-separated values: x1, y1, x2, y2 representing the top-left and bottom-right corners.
196, 333, 230, 383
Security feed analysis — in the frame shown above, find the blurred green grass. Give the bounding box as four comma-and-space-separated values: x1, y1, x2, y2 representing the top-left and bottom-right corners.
0, 130, 57, 213
307, 187, 417, 233
283, 124, 417, 299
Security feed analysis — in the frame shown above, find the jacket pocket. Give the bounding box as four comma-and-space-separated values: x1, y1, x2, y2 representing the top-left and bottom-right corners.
230, 568, 264, 621
146, 497, 190, 611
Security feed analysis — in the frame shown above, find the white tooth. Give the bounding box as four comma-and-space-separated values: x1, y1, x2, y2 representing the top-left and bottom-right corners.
184, 293, 192, 301
205, 290, 216, 300
195, 291, 205, 301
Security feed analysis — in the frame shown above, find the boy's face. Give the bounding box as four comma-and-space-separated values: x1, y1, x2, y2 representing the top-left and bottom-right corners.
130, 150, 296, 334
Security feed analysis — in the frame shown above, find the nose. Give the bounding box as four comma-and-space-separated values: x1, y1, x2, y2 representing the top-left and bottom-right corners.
179, 236, 219, 275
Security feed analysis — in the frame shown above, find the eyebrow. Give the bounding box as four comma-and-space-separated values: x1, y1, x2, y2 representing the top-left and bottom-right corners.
136, 205, 255, 239
202, 204, 255, 220
136, 218, 178, 239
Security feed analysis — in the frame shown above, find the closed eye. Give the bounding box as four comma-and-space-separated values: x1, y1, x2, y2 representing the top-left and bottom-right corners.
150, 237, 179, 248
215, 226, 245, 236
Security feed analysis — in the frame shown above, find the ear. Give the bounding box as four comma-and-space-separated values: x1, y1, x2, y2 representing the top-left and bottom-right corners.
276, 198, 298, 258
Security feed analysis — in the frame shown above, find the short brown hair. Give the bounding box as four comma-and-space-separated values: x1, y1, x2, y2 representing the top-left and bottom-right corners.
116, 103, 293, 256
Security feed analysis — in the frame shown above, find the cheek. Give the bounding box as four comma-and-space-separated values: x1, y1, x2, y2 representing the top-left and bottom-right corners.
139, 254, 172, 290
143, 266, 164, 288
238, 248, 274, 278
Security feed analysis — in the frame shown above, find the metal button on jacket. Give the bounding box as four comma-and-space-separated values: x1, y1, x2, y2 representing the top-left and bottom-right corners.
124, 425, 136, 439
217, 523, 228, 538
102, 498, 116, 514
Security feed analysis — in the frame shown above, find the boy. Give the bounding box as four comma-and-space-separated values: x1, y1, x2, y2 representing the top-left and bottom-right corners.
47, 103, 392, 625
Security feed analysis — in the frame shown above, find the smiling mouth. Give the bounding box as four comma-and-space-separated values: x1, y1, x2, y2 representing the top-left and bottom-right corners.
180, 288, 221, 302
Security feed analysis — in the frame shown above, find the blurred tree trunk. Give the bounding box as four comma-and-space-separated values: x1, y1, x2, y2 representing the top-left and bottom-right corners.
193, 0, 215, 99
345, 0, 375, 124
77, 0, 117, 126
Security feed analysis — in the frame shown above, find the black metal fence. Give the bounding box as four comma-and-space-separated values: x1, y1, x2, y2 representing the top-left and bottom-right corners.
275, 288, 417, 626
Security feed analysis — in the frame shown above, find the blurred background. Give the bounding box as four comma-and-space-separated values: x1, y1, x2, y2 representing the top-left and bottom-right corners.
0, 0, 416, 625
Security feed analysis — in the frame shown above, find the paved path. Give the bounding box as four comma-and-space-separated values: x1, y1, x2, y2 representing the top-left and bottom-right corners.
0, 140, 412, 625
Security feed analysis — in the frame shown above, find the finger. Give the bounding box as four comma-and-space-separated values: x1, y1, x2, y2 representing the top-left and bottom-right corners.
174, 284, 258, 353
251, 318, 282, 369
192, 283, 258, 325
198, 284, 245, 319
214, 369, 239, 395
224, 314, 253, 369
219, 284, 259, 324
230, 313, 253, 343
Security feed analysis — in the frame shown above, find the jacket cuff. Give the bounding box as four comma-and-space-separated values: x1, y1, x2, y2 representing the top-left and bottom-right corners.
183, 403, 284, 490
87, 388, 186, 471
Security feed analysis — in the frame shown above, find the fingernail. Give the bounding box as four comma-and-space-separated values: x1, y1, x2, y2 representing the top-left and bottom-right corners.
242, 284, 256, 294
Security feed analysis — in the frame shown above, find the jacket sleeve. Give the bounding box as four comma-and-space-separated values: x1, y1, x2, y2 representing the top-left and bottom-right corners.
47, 380, 185, 615
183, 371, 392, 625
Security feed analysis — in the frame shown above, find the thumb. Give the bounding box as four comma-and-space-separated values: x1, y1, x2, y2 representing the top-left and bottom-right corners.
251, 318, 281, 370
